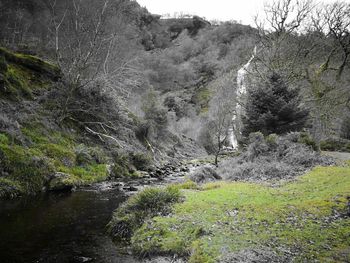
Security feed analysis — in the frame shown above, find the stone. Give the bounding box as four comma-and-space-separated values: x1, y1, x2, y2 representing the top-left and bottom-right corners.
48, 172, 74, 192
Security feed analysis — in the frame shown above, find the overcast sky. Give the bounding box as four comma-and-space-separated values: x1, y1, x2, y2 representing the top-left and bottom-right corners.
137, 0, 343, 25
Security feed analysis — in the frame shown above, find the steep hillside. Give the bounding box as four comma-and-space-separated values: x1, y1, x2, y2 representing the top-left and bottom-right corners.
0, 47, 205, 199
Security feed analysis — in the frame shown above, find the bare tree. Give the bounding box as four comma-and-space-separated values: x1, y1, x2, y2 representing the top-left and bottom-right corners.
253, 0, 314, 83
206, 74, 236, 166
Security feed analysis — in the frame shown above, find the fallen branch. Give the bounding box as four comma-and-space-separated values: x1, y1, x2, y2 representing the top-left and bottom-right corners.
85, 126, 122, 148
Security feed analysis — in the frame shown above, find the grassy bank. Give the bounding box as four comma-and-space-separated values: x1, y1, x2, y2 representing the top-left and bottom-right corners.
121, 163, 350, 262
0, 125, 109, 198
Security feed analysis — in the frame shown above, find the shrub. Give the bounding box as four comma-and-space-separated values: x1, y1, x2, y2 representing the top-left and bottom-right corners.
218, 133, 334, 181
188, 166, 221, 184
246, 132, 269, 160
129, 152, 152, 171
265, 133, 278, 146
111, 154, 131, 178
107, 186, 181, 241
75, 144, 92, 165
320, 138, 350, 153
298, 132, 319, 151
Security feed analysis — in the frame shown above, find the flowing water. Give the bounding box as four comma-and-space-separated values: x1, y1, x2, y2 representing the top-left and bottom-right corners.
0, 184, 138, 263
229, 47, 257, 149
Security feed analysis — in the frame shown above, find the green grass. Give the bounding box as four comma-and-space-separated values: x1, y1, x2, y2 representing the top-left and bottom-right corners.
131, 165, 350, 262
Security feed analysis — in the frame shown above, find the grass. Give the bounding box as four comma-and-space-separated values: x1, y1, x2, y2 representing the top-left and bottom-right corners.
130, 164, 350, 262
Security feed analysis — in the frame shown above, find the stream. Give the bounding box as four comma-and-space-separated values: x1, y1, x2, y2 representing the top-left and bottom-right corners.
0, 161, 193, 263
0, 183, 139, 263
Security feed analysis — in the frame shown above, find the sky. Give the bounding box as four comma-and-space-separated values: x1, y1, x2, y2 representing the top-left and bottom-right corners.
136, 0, 344, 25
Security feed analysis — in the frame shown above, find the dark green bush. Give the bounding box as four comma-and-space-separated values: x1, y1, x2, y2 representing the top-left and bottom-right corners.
107, 186, 181, 241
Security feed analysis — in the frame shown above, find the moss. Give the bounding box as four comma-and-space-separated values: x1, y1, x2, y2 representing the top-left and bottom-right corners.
0, 133, 9, 144
0, 64, 32, 99
0, 47, 61, 100
265, 133, 278, 146
0, 142, 53, 196
0, 124, 111, 198
0, 47, 60, 80
128, 165, 350, 262
39, 143, 76, 166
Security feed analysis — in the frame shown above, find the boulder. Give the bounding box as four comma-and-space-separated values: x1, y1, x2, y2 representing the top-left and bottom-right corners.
48, 172, 74, 191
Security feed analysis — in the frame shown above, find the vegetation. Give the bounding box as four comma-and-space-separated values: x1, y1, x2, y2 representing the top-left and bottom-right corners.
107, 185, 182, 241
0, 48, 60, 100
0, 125, 110, 198
320, 138, 350, 153
243, 73, 309, 137
128, 164, 350, 262
218, 132, 333, 181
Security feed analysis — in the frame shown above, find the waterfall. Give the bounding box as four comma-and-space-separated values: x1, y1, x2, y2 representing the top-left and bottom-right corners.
229, 46, 257, 149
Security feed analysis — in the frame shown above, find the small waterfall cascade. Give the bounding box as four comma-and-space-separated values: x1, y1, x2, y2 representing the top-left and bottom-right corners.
229, 46, 257, 149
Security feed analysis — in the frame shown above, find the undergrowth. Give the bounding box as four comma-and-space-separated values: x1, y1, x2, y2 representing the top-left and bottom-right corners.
218, 132, 334, 181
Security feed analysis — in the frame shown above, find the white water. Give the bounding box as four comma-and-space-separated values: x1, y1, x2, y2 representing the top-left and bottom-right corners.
229, 47, 257, 149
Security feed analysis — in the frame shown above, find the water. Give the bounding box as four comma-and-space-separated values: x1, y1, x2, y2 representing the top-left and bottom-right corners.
229, 46, 257, 149
0, 185, 138, 263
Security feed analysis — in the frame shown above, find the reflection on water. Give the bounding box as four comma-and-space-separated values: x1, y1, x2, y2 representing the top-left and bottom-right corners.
0, 188, 137, 263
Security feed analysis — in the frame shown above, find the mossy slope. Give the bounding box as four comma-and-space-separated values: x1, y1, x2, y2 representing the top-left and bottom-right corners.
130, 164, 350, 262
0, 125, 109, 198
0, 47, 60, 100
